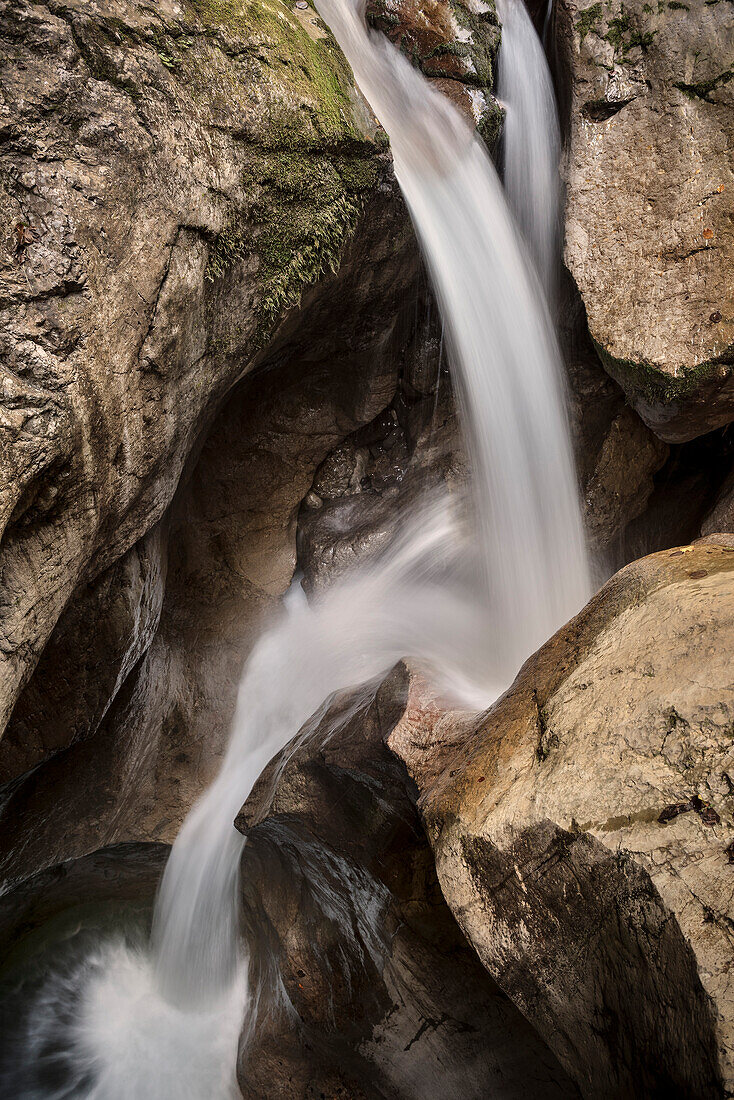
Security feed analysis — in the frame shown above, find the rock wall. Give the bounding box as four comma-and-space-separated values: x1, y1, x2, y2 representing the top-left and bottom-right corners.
0, 0, 398, 777
555, 0, 734, 442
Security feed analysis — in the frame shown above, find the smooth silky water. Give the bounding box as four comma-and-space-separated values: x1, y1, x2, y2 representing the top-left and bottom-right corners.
0, 2, 591, 1094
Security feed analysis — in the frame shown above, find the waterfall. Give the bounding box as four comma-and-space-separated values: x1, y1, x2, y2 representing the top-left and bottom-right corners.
154, 0, 588, 1033
312, 0, 589, 677
8, 2, 591, 1095
496, 0, 562, 298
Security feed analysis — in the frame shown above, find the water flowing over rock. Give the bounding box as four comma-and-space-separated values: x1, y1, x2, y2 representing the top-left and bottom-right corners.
1, 0, 733, 1095
389, 536, 734, 1096
555, 0, 734, 442
234, 668, 580, 1099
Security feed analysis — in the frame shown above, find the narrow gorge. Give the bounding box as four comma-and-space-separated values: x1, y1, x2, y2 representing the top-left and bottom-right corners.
0, 0, 732, 1097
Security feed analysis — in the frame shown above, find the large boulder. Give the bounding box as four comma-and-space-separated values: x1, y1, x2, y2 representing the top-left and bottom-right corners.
0, 204, 417, 884
234, 668, 580, 1099
389, 537, 734, 1097
0, 0, 438, 808
0, 0, 400, 766
555, 0, 734, 442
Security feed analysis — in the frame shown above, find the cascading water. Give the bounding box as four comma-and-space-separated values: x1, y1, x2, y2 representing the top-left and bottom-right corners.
314, 0, 588, 680
3, 1, 591, 1095
496, 0, 562, 297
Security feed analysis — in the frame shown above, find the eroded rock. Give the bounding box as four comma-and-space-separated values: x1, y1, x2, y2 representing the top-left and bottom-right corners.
389, 538, 734, 1096
234, 668, 580, 1099
0, 0, 393, 763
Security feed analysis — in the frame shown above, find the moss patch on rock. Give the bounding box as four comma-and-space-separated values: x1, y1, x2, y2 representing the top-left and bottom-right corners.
575, 1, 656, 61
206, 148, 379, 323
177, 0, 386, 329
593, 338, 734, 408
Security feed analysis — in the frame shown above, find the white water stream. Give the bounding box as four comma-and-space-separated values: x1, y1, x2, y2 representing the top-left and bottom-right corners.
5, 2, 591, 1095
496, 0, 561, 297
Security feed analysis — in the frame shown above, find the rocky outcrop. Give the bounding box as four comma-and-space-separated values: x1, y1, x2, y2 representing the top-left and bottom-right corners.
555, 0, 734, 442
365, 0, 503, 142
0, 0, 439, 807
0, 190, 419, 885
0, 0, 406, 775
234, 668, 580, 1099
389, 537, 734, 1097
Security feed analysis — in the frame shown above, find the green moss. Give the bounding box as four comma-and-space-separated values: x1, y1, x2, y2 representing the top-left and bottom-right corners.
576, 3, 603, 42
675, 68, 734, 102
667, 2, 690, 10
205, 147, 375, 327
184, 0, 364, 147
478, 98, 504, 151
577, 3, 656, 59
593, 338, 733, 407
605, 7, 656, 60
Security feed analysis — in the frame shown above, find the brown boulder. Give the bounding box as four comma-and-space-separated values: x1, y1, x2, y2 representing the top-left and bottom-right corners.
234, 668, 580, 1099
390, 538, 734, 1096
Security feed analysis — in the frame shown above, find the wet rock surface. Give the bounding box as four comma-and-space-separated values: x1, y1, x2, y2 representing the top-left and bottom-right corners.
297, 295, 468, 593
555, 0, 734, 442
365, 0, 503, 141
389, 538, 734, 1097
0, 189, 418, 887
234, 668, 581, 1099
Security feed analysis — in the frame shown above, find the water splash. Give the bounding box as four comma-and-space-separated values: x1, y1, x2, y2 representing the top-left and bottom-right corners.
152, 500, 495, 1006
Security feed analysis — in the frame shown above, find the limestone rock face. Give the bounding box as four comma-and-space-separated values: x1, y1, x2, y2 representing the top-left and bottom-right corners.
389, 538, 734, 1097
0, 0, 411, 781
365, 0, 503, 141
555, 0, 734, 442
234, 668, 580, 1100
0, 193, 416, 884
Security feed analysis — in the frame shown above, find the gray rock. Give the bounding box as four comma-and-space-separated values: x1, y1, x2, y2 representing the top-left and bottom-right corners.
389, 538, 734, 1096
0, 0, 397, 765
556, 0, 734, 442
234, 667, 581, 1100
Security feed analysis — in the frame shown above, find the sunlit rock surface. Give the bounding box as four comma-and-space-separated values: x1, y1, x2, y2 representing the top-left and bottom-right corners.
555, 0, 734, 442
234, 668, 580, 1099
389, 536, 734, 1097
